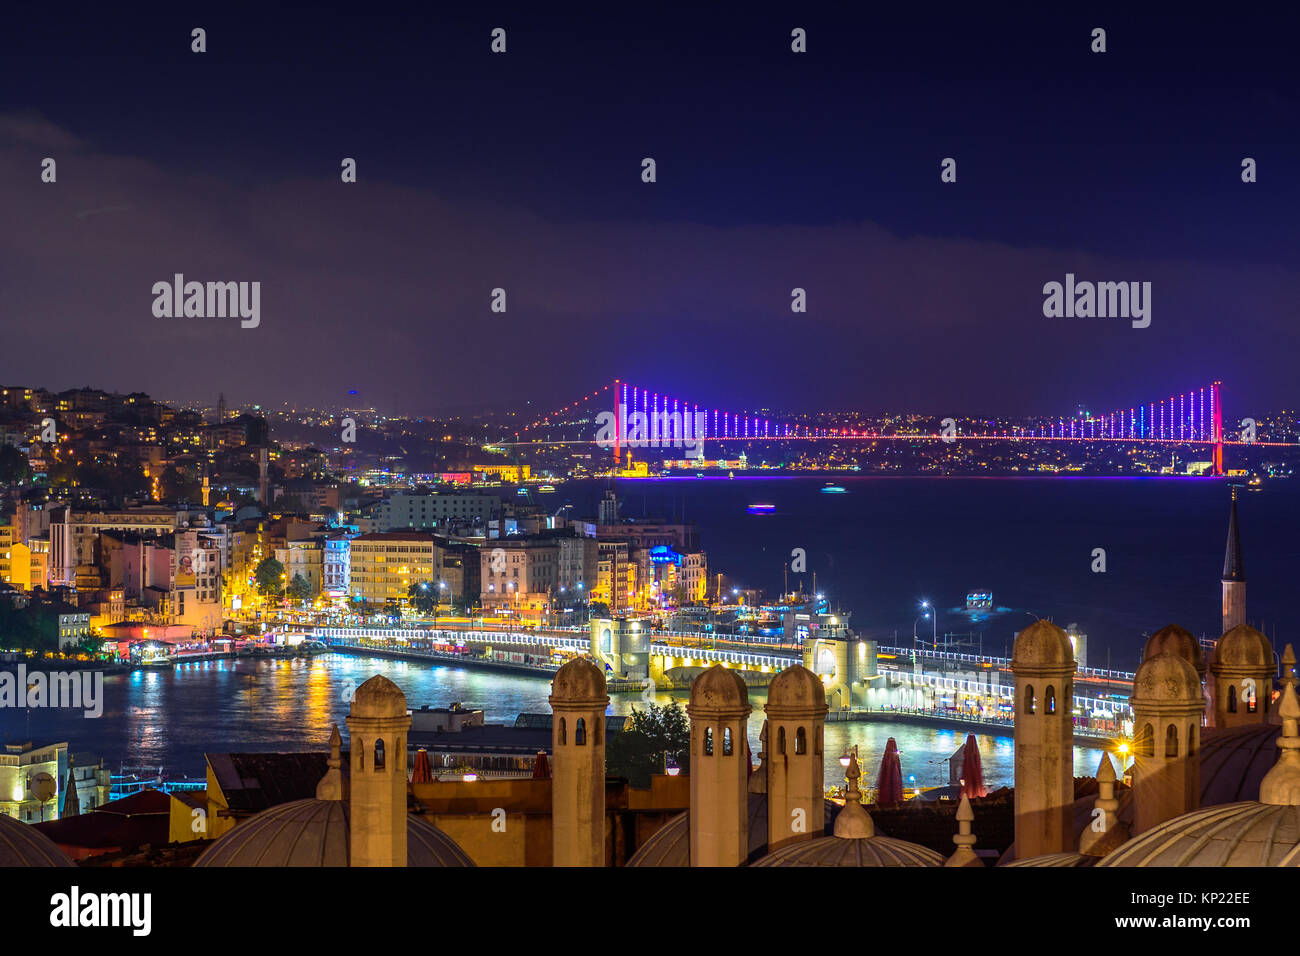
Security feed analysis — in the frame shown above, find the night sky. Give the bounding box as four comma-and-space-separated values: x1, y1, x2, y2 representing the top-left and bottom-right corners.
2, 3, 1298, 419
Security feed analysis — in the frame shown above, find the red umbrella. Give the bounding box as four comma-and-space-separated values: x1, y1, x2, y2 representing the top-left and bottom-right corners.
411, 748, 433, 784
532, 750, 551, 779
877, 737, 904, 807
959, 734, 986, 798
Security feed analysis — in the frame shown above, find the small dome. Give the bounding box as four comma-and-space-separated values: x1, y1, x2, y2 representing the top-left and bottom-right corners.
1213, 625, 1273, 671
1012, 620, 1074, 669
626, 794, 841, 867
193, 799, 474, 867
0, 813, 74, 867
550, 657, 607, 702
689, 664, 749, 711
753, 832, 944, 867
766, 664, 827, 711
1099, 801, 1300, 867
350, 675, 408, 719
1131, 651, 1203, 706
1143, 624, 1204, 673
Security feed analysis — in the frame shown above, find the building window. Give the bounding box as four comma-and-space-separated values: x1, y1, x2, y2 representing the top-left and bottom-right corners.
575, 718, 587, 746
1164, 724, 1178, 758
374, 737, 385, 770
1024, 685, 1035, 715
795, 726, 806, 755
1045, 686, 1056, 715
722, 727, 733, 756
1227, 684, 1237, 713
704, 726, 714, 756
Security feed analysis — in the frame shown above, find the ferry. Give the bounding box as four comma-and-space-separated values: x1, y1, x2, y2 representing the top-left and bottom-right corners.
820, 483, 847, 494
516, 487, 530, 496
746, 503, 775, 515
538, 484, 556, 493
965, 590, 994, 611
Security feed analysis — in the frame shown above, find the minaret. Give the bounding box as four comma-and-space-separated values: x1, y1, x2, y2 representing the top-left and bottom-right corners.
1222, 487, 1246, 636
946, 794, 982, 867
1129, 650, 1204, 834
549, 658, 609, 867
1209, 623, 1274, 728
1010, 620, 1075, 859
765, 663, 828, 852
345, 676, 410, 867
1260, 645, 1300, 806
686, 664, 752, 866
1079, 753, 1128, 857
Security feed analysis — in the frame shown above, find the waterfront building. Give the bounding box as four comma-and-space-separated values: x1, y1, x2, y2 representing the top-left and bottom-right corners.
349, 531, 466, 609
367, 490, 502, 533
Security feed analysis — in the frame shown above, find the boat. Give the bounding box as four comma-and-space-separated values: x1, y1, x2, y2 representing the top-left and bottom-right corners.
516, 487, 530, 496
538, 484, 556, 493
820, 482, 847, 493
965, 590, 993, 611
1248, 474, 1263, 492
746, 503, 775, 515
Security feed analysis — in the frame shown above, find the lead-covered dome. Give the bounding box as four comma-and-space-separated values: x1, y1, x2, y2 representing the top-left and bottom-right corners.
1012, 621, 1074, 669
0, 813, 74, 867
193, 798, 474, 867
1098, 802, 1300, 867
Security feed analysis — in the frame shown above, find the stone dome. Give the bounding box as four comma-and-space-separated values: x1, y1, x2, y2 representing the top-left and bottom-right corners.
766, 664, 828, 711
752, 830, 944, 867
1098, 801, 1300, 867
1012, 620, 1074, 669
1213, 624, 1273, 671
193, 798, 474, 867
549, 657, 607, 702
0, 813, 74, 867
1131, 651, 1202, 706
350, 675, 408, 719
1143, 624, 1204, 673
689, 664, 749, 711
626, 794, 841, 867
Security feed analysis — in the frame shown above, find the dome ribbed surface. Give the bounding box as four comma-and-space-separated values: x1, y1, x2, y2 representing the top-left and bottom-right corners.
752, 833, 944, 867
1098, 802, 1300, 867
0, 813, 74, 867
1003, 851, 1093, 867
194, 798, 474, 867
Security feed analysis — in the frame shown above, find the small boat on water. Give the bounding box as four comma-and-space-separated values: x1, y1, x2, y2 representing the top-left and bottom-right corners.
746, 503, 775, 515
538, 484, 556, 493
516, 487, 530, 496
820, 483, 846, 493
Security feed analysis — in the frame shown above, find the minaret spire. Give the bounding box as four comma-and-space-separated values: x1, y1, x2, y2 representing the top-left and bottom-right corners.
1220, 488, 1246, 638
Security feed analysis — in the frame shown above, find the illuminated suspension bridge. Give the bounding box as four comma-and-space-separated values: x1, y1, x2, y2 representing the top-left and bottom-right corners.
506, 379, 1289, 476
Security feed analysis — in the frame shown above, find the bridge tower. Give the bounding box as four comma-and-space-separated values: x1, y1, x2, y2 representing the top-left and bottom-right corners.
1212, 381, 1224, 475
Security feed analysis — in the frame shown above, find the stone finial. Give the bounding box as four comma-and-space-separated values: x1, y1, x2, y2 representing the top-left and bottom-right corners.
316, 724, 344, 800
831, 752, 874, 839
1260, 645, 1300, 806
1079, 752, 1128, 856
945, 794, 982, 867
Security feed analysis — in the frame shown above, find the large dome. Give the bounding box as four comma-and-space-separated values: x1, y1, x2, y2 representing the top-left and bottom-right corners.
752, 832, 943, 867
1098, 802, 1300, 867
193, 798, 474, 867
0, 813, 74, 867
1003, 851, 1094, 867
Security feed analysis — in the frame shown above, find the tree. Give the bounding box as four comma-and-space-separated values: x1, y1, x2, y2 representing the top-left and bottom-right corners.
254, 557, 286, 597
605, 700, 691, 788
588, 601, 611, 619
0, 445, 31, 486
407, 581, 439, 616
287, 573, 313, 604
